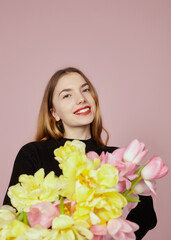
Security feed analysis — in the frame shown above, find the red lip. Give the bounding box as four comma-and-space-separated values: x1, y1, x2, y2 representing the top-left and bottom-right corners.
74, 106, 90, 114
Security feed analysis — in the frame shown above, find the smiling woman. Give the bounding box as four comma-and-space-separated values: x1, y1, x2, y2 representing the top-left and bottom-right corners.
35, 67, 107, 146
3, 67, 157, 240
50, 72, 96, 140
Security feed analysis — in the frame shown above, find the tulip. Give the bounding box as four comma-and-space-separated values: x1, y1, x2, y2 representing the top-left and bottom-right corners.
27, 202, 59, 228
109, 148, 125, 164
0, 205, 17, 227
141, 156, 169, 180
90, 224, 112, 240
90, 218, 139, 240
123, 139, 148, 164
87, 148, 125, 166
90, 224, 108, 236
52, 215, 93, 240
86, 151, 99, 161
132, 179, 156, 196
107, 218, 139, 240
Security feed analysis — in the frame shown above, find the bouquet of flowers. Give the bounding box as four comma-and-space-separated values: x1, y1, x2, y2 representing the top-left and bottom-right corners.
0, 139, 169, 239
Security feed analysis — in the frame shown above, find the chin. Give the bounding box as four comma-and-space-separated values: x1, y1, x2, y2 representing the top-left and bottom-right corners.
75, 118, 94, 127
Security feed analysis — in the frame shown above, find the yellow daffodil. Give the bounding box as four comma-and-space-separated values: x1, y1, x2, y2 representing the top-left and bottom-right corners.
91, 163, 118, 188
61, 153, 100, 179
0, 205, 16, 228
54, 140, 86, 163
54, 141, 100, 179
61, 152, 89, 178
73, 190, 127, 225
58, 161, 119, 202
0, 219, 29, 239
52, 214, 93, 240
20, 226, 57, 240
8, 169, 60, 212
54, 140, 118, 195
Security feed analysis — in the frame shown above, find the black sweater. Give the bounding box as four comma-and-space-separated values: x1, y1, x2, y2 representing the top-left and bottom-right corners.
3, 138, 157, 239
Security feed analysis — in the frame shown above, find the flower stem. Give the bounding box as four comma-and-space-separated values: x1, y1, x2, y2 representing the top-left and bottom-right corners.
124, 176, 143, 197
136, 163, 147, 175
23, 212, 29, 225
17, 212, 29, 225
17, 212, 24, 221
60, 196, 64, 214
131, 176, 143, 188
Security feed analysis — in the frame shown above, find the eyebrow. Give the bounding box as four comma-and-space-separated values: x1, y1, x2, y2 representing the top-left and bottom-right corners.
58, 83, 88, 96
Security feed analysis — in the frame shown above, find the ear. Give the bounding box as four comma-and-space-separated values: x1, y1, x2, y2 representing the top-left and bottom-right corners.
50, 108, 60, 122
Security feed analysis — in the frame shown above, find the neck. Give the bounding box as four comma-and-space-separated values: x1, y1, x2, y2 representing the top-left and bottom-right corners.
63, 126, 91, 140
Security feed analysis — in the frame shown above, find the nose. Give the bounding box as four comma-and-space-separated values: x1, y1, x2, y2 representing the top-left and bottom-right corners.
76, 92, 85, 104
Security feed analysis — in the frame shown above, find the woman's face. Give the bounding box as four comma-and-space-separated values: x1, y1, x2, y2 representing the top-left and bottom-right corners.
52, 72, 96, 135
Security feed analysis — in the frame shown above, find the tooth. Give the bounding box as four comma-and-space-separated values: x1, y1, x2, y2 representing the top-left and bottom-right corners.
77, 108, 89, 113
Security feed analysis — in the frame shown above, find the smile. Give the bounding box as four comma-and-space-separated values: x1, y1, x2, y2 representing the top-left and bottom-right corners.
74, 107, 91, 115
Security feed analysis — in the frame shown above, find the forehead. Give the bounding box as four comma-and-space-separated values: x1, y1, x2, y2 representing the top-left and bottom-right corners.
55, 72, 87, 92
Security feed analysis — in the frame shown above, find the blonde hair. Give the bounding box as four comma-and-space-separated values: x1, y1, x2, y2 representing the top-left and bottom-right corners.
35, 67, 109, 146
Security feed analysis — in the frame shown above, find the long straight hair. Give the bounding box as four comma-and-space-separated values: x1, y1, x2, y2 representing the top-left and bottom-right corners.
35, 67, 109, 146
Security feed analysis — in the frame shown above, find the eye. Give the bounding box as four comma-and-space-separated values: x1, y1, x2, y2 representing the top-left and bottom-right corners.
83, 88, 90, 92
63, 94, 71, 99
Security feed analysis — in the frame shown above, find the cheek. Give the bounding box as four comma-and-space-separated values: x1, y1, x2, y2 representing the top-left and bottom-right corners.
55, 101, 73, 117
90, 97, 96, 110
93, 104, 96, 115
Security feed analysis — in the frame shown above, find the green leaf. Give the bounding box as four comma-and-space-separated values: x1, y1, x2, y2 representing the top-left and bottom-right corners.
124, 195, 140, 203
130, 176, 142, 188
136, 163, 147, 175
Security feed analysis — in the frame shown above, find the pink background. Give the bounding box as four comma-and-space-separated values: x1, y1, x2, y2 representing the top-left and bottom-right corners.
0, 0, 170, 239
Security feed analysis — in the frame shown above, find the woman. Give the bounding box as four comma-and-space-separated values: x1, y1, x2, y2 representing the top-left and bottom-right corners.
3, 67, 157, 239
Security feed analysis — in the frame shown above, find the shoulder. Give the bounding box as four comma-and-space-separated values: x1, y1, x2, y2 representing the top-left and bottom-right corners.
14, 139, 61, 167
18, 139, 60, 155
12, 138, 62, 177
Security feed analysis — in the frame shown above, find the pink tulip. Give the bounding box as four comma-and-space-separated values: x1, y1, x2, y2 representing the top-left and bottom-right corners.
133, 180, 152, 195
92, 237, 104, 240
138, 154, 169, 199
141, 156, 169, 180
87, 148, 125, 166
109, 148, 126, 163
87, 151, 100, 161
107, 218, 139, 240
91, 224, 112, 240
115, 178, 128, 193
90, 218, 139, 240
123, 139, 149, 164
91, 224, 108, 235
54, 199, 76, 214
27, 202, 60, 228
106, 152, 138, 192
92, 235, 112, 240
143, 180, 157, 198
132, 179, 156, 197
